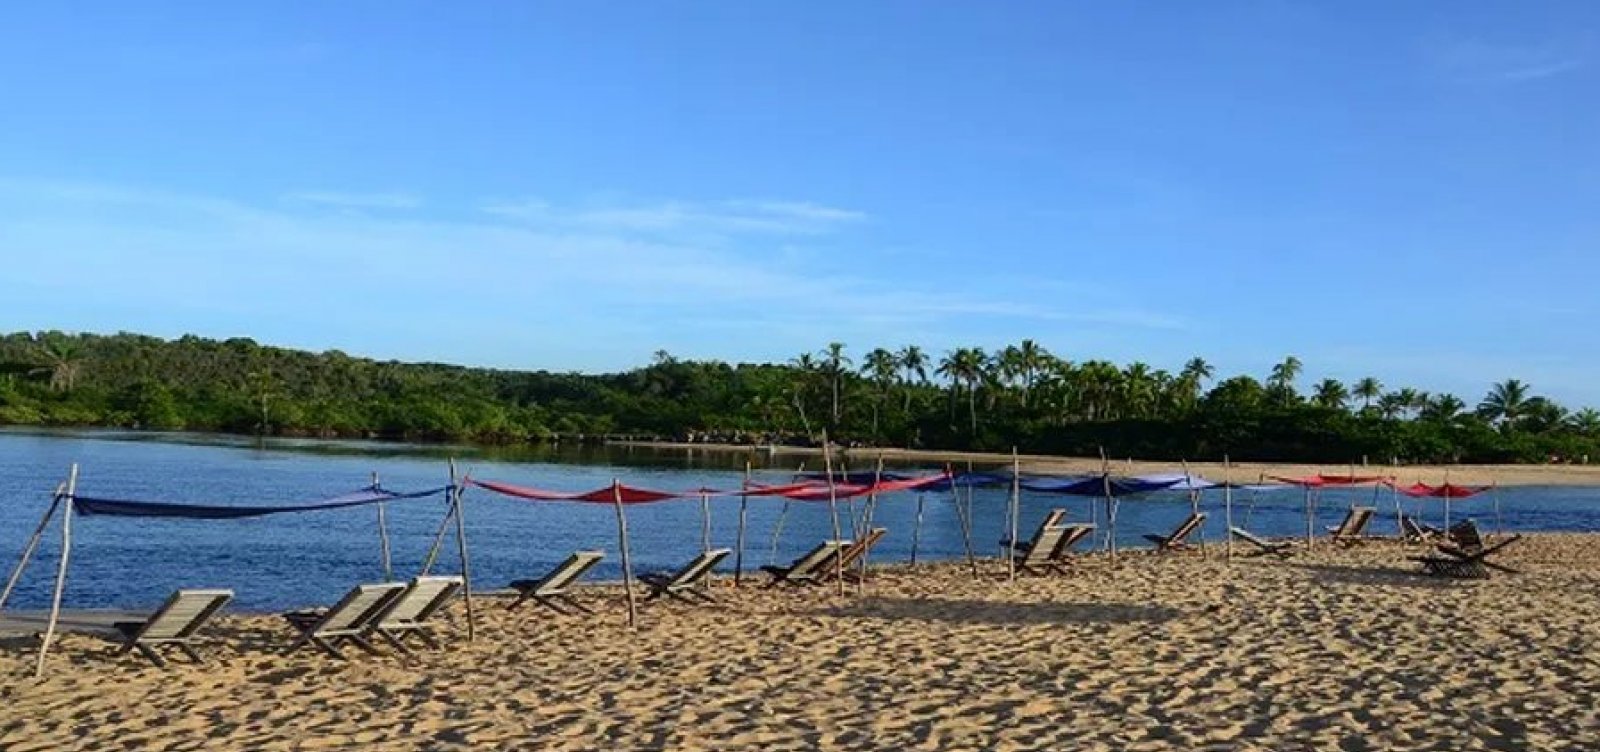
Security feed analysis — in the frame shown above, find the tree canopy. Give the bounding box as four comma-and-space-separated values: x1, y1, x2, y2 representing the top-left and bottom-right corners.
2, 330, 1597, 465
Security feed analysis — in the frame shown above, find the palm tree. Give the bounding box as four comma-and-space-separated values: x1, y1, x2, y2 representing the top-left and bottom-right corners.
1016, 339, 1048, 407
1311, 378, 1349, 410
1122, 362, 1156, 418
820, 342, 850, 429
897, 345, 929, 414
1420, 394, 1466, 423
937, 347, 987, 435
1177, 356, 1213, 411
1377, 392, 1406, 420
1478, 379, 1531, 429
32, 335, 84, 392
1267, 356, 1302, 406
1568, 408, 1600, 436
1352, 377, 1382, 411
1396, 388, 1421, 420
860, 348, 898, 440
788, 353, 820, 439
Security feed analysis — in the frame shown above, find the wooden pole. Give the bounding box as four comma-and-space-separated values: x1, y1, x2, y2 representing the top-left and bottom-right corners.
612, 480, 639, 628
1443, 469, 1452, 530
734, 460, 751, 586
910, 493, 926, 565
0, 483, 64, 612
35, 463, 77, 678
419, 501, 455, 576
699, 492, 712, 554
957, 462, 979, 579
767, 462, 804, 565
1182, 458, 1203, 553
1492, 481, 1503, 536
1099, 448, 1116, 564
856, 456, 884, 593
373, 471, 394, 582
821, 433, 846, 597
449, 460, 477, 641
1007, 447, 1021, 582
1222, 455, 1234, 561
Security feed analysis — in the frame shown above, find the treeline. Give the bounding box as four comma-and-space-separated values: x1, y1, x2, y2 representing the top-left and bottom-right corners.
2, 331, 1598, 464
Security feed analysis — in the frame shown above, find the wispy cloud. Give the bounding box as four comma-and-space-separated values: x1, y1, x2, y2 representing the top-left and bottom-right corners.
0, 178, 1185, 370
284, 191, 422, 210
1424, 34, 1589, 83
480, 197, 865, 236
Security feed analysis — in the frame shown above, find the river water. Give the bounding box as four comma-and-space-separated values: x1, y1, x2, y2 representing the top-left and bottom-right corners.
3, 429, 1597, 611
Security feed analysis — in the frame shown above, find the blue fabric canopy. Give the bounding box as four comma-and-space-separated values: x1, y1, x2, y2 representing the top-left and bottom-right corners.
71, 485, 450, 519
1021, 475, 1182, 496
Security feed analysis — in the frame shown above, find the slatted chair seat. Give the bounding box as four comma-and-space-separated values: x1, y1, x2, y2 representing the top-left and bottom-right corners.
1229, 526, 1293, 558
641, 548, 731, 604
999, 509, 1067, 556
283, 582, 407, 659
1013, 525, 1068, 575
507, 551, 605, 613
112, 588, 234, 668
1144, 512, 1207, 552
1327, 506, 1377, 546
1411, 534, 1522, 579
761, 540, 847, 587
371, 576, 464, 653
820, 528, 888, 584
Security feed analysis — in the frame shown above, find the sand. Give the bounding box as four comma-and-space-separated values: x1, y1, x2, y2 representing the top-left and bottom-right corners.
3, 535, 1598, 751
624, 440, 1600, 487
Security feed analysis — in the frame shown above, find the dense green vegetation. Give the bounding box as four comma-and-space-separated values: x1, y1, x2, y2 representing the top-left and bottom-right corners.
3, 330, 1598, 464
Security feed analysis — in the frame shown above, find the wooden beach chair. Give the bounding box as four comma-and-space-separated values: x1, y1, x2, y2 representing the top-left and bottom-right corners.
1000, 508, 1068, 556
761, 540, 847, 587
283, 582, 407, 659
1229, 526, 1293, 558
641, 548, 731, 604
371, 576, 463, 653
824, 528, 888, 583
1013, 525, 1068, 575
111, 588, 234, 668
1047, 523, 1097, 566
1326, 506, 1376, 546
507, 550, 605, 613
1411, 534, 1523, 579
1143, 512, 1207, 552
1446, 520, 1486, 551
1401, 515, 1442, 543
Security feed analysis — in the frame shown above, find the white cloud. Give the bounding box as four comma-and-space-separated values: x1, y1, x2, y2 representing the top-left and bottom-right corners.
284, 191, 422, 210
1424, 34, 1589, 83
479, 197, 865, 236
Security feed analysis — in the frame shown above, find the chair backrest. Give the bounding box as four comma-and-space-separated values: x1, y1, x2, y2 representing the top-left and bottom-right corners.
1167, 512, 1206, 544
379, 576, 463, 626
317, 583, 407, 634
1028, 509, 1067, 543
1333, 506, 1376, 537
1229, 526, 1269, 547
136, 589, 234, 641
836, 528, 887, 570
666, 548, 732, 588
1021, 526, 1066, 566
787, 540, 847, 579
1050, 524, 1096, 559
1448, 520, 1484, 550
534, 550, 606, 596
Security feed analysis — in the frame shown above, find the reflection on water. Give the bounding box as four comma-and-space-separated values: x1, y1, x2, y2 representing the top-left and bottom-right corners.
1, 428, 1597, 612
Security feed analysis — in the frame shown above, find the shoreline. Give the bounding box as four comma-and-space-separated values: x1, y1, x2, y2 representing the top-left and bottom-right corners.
614, 440, 1600, 487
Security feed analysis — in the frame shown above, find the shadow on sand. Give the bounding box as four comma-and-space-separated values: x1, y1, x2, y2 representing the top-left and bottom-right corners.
1285, 561, 1461, 590
811, 596, 1182, 626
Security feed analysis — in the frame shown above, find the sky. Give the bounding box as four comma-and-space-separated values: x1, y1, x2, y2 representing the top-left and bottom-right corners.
1, 3, 1597, 405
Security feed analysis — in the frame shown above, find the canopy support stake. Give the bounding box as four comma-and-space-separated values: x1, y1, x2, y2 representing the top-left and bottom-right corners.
35, 463, 78, 678
0, 482, 65, 612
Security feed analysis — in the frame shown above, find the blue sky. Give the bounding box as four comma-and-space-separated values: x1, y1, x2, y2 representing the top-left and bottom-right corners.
2, 3, 1597, 406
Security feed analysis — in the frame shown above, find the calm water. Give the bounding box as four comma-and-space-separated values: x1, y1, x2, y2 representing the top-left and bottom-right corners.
3, 428, 1599, 611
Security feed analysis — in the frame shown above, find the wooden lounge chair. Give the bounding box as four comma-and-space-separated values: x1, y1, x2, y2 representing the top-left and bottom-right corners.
824, 528, 888, 583
1327, 506, 1376, 546
1401, 515, 1442, 543
1048, 523, 1097, 565
283, 582, 407, 659
1446, 520, 1485, 550
1144, 512, 1207, 552
1411, 534, 1523, 579
1229, 526, 1293, 558
1000, 508, 1067, 555
507, 550, 605, 613
371, 576, 463, 653
761, 540, 847, 587
640, 548, 731, 604
111, 588, 234, 668
1014, 525, 1068, 575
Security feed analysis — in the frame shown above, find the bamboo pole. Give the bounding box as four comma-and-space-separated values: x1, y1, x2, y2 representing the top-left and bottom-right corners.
1303, 483, 1315, 550
1222, 455, 1234, 561
1099, 448, 1117, 565
910, 493, 926, 566
699, 491, 712, 554
1443, 469, 1452, 530
612, 479, 639, 628
855, 456, 884, 594
419, 501, 455, 576
767, 462, 803, 565
734, 460, 751, 586
0, 483, 64, 612
35, 463, 77, 678
1007, 447, 1020, 582
373, 471, 394, 582
1492, 481, 1503, 536
957, 462, 979, 579
821, 433, 845, 598
449, 460, 477, 641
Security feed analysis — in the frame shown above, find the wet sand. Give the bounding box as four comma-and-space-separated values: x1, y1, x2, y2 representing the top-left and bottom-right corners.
2, 534, 1596, 750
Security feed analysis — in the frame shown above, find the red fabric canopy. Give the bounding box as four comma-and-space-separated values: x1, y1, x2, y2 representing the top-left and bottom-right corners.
470, 472, 950, 505
1396, 482, 1491, 499
1269, 473, 1392, 488
469, 479, 680, 504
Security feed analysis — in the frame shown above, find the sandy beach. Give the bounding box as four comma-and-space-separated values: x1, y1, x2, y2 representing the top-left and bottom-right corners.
2, 533, 1596, 750
625, 440, 1600, 487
